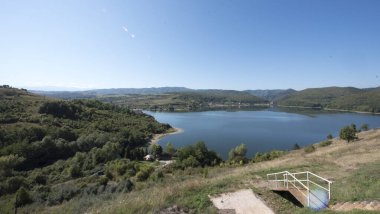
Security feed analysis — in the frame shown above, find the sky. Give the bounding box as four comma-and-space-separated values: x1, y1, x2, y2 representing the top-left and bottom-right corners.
1, 0, 380, 91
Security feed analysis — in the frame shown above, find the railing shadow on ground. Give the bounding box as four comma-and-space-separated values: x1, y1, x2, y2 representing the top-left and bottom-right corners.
272, 190, 304, 208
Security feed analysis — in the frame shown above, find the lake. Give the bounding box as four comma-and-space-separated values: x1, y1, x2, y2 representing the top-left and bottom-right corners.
145, 109, 380, 159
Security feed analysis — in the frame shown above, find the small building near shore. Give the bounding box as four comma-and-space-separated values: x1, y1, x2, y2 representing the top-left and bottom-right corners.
144, 154, 155, 161
132, 108, 143, 114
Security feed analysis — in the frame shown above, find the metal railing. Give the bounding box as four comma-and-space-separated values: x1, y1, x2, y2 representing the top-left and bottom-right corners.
267, 171, 332, 207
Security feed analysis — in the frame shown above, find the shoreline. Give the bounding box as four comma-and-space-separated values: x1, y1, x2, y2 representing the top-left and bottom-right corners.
150, 127, 183, 144
278, 105, 380, 115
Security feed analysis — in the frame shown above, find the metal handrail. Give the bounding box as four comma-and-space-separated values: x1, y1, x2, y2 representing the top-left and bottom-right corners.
309, 180, 329, 192
308, 171, 332, 184
267, 170, 332, 207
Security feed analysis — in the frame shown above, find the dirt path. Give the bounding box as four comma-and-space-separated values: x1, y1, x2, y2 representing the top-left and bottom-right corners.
210, 189, 274, 214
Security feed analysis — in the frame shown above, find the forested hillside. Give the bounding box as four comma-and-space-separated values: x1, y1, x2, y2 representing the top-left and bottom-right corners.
175, 90, 264, 103
245, 89, 296, 101
278, 87, 380, 113
0, 86, 171, 211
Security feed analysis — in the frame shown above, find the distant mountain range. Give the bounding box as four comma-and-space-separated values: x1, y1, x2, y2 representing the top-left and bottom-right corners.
31, 87, 294, 101
30, 86, 380, 113
31, 87, 192, 99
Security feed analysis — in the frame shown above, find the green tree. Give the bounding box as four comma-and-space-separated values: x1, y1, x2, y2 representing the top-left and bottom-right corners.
175, 142, 221, 167
228, 144, 247, 163
340, 126, 358, 143
182, 155, 200, 168
361, 123, 369, 131
149, 144, 163, 158
165, 143, 176, 156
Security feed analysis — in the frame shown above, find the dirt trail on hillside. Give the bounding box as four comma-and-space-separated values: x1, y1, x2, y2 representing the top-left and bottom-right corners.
210, 189, 274, 214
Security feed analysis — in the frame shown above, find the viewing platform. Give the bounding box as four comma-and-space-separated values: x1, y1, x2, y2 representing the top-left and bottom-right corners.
267, 171, 332, 210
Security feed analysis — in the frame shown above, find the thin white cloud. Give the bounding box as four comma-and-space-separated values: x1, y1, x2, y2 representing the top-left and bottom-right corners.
122, 26, 128, 32
130, 34, 135, 39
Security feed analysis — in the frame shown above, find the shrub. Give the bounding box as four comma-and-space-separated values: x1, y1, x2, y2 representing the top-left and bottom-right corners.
15, 187, 33, 207
320, 140, 332, 147
69, 164, 82, 178
228, 144, 247, 163
47, 184, 80, 205
327, 134, 333, 140
29, 171, 47, 185
105, 159, 136, 179
4, 176, 27, 194
32, 186, 50, 203
0, 154, 25, 177
115, 179, 134, 193
98, 177, 109, 186
253, 150, 286, 163
136, 169, 151, 181
304, 145, 316, 153
361, 123, 369, 131
182, 155, 200, 168
292, 143, 301, 150
151, 170, 164, 181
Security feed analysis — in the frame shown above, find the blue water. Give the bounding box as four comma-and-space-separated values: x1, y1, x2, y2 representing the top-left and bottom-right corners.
146, 110, 380, 159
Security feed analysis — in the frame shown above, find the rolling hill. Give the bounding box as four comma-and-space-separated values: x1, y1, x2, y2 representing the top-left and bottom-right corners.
0, 86, 172, 212
97, 90, 268, 111
31, 86, 380, 113
245, 89, 297, 101
32, 88, 268, 111
278, 87, 380, 113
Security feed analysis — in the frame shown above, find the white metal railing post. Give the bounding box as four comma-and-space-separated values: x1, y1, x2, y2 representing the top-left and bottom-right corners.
275, 174, 278, 189
328, 182, 331, 200
286, 173, 288, 189
306, 172, 309, 207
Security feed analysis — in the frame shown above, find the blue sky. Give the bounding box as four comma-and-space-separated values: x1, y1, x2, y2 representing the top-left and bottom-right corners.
1, 0, 379, 90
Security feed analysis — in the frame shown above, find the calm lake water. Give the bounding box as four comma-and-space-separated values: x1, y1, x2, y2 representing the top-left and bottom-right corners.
145, 109, 380, 159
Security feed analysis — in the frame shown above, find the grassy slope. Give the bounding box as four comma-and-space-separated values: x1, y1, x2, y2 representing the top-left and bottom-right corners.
26, 129, 380, 214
